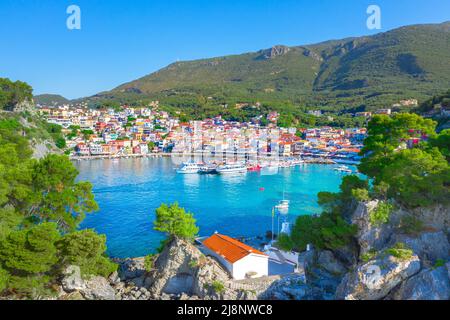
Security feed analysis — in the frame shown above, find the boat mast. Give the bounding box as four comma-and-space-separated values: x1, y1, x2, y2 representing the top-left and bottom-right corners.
271, 207, 274, 242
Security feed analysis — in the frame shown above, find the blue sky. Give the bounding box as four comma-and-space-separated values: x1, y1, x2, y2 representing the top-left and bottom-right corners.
1, 0, 449, 99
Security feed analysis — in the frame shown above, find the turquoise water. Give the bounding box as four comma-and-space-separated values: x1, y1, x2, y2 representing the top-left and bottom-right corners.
75, 157, 356, 258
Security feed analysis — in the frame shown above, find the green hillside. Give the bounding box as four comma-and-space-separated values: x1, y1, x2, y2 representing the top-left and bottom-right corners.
34, 94, 69, 106
89, 21, 450, 112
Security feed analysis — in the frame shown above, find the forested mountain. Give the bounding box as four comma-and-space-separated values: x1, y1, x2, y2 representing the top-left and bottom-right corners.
89, 21, 450, 112
34, 94, 69, 106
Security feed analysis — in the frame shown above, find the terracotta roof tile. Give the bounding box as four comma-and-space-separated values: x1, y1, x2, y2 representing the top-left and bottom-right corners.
203, 234, 267, 263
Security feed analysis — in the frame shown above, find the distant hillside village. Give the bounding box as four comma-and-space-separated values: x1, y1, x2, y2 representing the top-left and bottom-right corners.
37, 101, 374, 163
36, 98, 439, 162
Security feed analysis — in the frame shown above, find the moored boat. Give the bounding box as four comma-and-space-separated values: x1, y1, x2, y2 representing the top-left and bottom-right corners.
334, 165, 353, 173
275, 199, 290, 211
177, 162, 201, 174
198, 164, 218, 174
247, 164, 262, 172
216, 163, 247, 174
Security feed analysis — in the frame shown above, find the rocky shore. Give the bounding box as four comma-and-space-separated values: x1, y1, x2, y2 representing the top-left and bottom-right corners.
53, 202, 449, 301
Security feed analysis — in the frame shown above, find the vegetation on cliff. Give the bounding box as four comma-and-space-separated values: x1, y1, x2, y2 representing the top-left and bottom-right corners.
154, 202, 199, 241
0, 89, 116, 298
281, 113, 449, 252
0, 78, 33, 111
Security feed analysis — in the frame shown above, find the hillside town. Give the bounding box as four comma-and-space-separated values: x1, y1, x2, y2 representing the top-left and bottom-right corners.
38, 103, 367, 164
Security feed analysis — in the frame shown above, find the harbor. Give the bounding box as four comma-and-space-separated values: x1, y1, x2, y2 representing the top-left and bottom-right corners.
75, 156, 362, 258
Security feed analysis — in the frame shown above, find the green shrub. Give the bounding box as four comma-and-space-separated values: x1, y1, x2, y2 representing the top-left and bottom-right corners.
352, 188, 370, 202
211, 280, 225, 294
153, 203, 199, 240
291, 212, 357, 251
361, 249, 378, 263
276, 233, 295, 251
370, 202, 393, 226
56, 229, 117, 278
6, 274, 55, 298
0, 267, 9, 292
144, 254, 156, 272
433, 259, 446, 269
386, 243, 413, 261
188, 259, 199, 268
54, 137, 66, 149
0, 223, 61, 274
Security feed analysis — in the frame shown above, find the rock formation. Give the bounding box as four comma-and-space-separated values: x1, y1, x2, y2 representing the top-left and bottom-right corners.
54, 202, 449, 300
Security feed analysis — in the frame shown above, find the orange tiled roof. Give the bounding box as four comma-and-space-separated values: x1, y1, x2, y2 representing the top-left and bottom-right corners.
203, 234, 267, 263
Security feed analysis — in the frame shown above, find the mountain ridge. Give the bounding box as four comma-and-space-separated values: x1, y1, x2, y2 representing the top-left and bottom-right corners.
86, 21, 450, 111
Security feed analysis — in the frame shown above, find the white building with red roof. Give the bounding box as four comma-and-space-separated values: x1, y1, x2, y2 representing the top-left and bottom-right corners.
202, 233, 269, 280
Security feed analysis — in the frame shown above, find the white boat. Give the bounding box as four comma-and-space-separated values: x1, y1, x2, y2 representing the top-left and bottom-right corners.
334, 165, 353, 173
198, 164, 217, 174
275, 199, 290, 212
177, 162, 201, 174
216, 163, 247, 174
292, 158, 305, 165
261, 163, 279, 175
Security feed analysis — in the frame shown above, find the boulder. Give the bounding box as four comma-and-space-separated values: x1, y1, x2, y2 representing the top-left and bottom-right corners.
108, 271, 121, 286
331, 242, 359, 267
408, 205, 450, 232
351, 201, 394, 255
81, 276, 116, 300
61, 266, 86, 292
392, 267, 450, 300
336, 253, 421, 300
146, 237, 232, 299
317, 251, 347, 275
118, 257, 146, 281
260, 275, 310, 300
391, 232, 449, 266
128, 275, 146, 288
281, 287, 307, 300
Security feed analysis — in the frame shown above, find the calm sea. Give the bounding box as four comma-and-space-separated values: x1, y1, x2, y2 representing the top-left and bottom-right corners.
75, 157, 357, 258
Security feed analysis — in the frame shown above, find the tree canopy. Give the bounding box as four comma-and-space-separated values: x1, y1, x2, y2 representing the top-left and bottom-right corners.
0, 78, 33, 111
280, 112, 449, 252
0, 114, 114, 298
359, 113, 449, 207
153, 202, 199, 240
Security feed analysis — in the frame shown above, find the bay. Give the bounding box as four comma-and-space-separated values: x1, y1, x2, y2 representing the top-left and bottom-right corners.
75, 157, 357, 258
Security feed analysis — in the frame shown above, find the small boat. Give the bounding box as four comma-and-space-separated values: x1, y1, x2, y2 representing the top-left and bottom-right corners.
275, 199, 290, 211
334, 165, 353, 173
198, 164, 217, 174
292, 158, 305, 165
247, 164, 262, 172
216, 163, 247, 174
176, 162, 201, 174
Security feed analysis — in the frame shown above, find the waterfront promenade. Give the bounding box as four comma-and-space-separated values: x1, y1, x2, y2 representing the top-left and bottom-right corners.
70, 152, 338, 164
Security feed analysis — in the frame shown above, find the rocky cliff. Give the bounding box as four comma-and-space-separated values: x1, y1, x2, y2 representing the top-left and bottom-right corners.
334, 202, 449, 300
54, 203, 449, 300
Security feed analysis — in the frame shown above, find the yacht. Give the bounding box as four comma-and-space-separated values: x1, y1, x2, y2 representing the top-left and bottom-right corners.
176, 162, 201, 174
198, 164, 218, 174
334, 165, 353, 173
275, 199, 290, 211
216, 163, 247, 174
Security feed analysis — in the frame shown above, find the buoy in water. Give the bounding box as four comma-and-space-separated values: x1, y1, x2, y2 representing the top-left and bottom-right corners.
259, 187, 265, 191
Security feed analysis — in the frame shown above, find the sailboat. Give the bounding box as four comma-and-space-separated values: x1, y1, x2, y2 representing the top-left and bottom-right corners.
275, 199, 290, 212
275, 191, 290, 213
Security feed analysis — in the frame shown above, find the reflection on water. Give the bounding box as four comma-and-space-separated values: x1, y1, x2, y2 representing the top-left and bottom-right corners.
75, 157, 360, 258
181, 173, 201, 188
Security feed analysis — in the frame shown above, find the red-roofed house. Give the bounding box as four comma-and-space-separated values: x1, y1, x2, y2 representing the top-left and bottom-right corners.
202, 233, 268, 280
